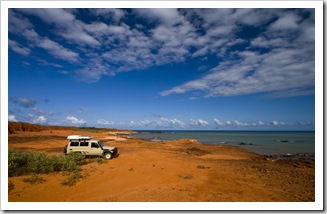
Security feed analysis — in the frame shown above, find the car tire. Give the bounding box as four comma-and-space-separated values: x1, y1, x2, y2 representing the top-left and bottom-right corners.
104, 152, 112, 160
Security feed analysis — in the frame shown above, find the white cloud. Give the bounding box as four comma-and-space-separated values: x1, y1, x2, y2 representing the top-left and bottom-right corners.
258, 121, 265, 126
37, 37, 80, 63
134, 8, 182, 26
126, 117, 185, 129
271, 121, 285, 126
8, 10, 33, 34
31, 107, 44, 115
8, 39, 31, 56
65, 116, 86, 125
11, 19, 80, 64
190, 119, 209, 127
59, 29, 101, 47
32, 116, 48, 124
91, 8, 125, 23
160, 117, 185, 128
9, 115, 18, 122
269, 13, 301, 31
18, 8, 101, 47
17, 8, 75, 26
9, 8, 315, 94
97, 119, 114, 125
159, 9, 314, 98
213, 118, 225, 126
27, 114, 48, 124
160, 45, 314, 98
214, 119, 269, 128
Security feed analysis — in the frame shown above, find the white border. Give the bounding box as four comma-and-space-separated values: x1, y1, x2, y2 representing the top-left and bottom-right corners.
1, 1, 324, 211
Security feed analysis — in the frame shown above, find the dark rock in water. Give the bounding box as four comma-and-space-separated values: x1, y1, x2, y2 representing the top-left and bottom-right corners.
278, 140, 292, 143
264, 153, 315, 161
239, 142, 254, 146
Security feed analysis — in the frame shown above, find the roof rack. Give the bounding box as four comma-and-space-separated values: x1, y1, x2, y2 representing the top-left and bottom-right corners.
67, 135, 92, 140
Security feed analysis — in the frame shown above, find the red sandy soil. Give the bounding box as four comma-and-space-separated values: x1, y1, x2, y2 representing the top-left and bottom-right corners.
8, 129, 314, 202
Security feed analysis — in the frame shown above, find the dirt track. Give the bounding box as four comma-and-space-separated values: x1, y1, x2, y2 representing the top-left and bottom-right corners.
8, 129, 314, 202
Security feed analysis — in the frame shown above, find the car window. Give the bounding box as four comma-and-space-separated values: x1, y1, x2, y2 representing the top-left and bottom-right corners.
70, 141, 79, 147
98, 141, 104, 147
91, 142, 99, 148
80, 142, 89, 147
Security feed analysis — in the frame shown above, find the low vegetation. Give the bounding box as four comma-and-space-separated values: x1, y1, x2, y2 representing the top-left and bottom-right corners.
8, 149, 85, 177
23, 174, 46, 184
9, 149, 88, 186
60, 170, 84, 186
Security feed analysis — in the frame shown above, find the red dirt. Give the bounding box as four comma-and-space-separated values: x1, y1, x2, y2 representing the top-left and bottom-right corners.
8, 129, 314, 202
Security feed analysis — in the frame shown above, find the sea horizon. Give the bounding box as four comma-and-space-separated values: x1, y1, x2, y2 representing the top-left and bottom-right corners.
132, 129, 315, 132
129, 130, 315, 156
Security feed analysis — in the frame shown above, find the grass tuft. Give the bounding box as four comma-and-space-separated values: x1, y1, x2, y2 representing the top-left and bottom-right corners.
23, 174, 45, 184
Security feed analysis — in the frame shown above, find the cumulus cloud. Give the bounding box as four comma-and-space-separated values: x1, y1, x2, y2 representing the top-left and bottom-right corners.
190, 119, 209, 127
269, 12, 301, 31
160, 117, 185, 128
9, 97, 53, 124
124, 117, 185, 129
159, 9, 314, 98
214, 118, 268, 128
17, 8, 101, 47
9, 9, 80, 63
65, 116, 86, 125
32, 115, 48, 124
9, 8, 315, 100
37, 37, 80, 63
8, 39, 31, 56
134, 8, 182, 26
91, 8, 125, 23
212, 118, 314, 128
271, 120, 286, 126
9, 115, 18, 122
97, 119, 114, 125
26, 114, 48, 124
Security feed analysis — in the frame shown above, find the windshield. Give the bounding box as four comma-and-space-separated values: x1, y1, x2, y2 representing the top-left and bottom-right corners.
98, 141, 104, 148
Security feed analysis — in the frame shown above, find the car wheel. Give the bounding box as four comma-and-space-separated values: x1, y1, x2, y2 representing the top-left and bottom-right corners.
104, 153, 112, 160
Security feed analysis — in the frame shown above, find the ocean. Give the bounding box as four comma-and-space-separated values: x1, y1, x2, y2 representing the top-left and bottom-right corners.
129, 130, 315, 156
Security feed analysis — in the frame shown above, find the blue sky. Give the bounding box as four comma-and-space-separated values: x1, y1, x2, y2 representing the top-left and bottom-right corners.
8, 8, 315, 130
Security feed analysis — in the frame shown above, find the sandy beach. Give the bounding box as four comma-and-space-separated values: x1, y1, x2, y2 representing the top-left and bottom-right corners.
8, 125, 314, 202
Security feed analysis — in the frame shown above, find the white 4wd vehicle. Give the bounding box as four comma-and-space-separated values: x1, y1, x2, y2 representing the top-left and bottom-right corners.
63, 135, 118, 160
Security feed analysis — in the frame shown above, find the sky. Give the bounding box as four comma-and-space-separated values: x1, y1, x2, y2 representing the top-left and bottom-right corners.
7, 8, 316, 130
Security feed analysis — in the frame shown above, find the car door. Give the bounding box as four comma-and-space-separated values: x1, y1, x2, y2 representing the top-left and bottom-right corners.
90, 141, 103, 156
79, 141, 90, 154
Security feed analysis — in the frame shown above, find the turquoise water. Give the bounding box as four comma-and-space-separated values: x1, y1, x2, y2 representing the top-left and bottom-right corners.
130, 131, 315, 155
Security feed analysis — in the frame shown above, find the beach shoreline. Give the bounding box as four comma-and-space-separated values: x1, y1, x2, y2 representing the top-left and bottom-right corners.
8, 127, 315, 202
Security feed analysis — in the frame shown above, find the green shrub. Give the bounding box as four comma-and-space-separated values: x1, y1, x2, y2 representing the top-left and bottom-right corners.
96, 157, 103, 165
23, 174, 45, 184
9, 149, 29, 176
8, 149, 85, 177
61, 170, 83, 186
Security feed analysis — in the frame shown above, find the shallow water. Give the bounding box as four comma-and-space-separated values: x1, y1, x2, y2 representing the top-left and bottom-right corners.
130, 131, 315, 156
